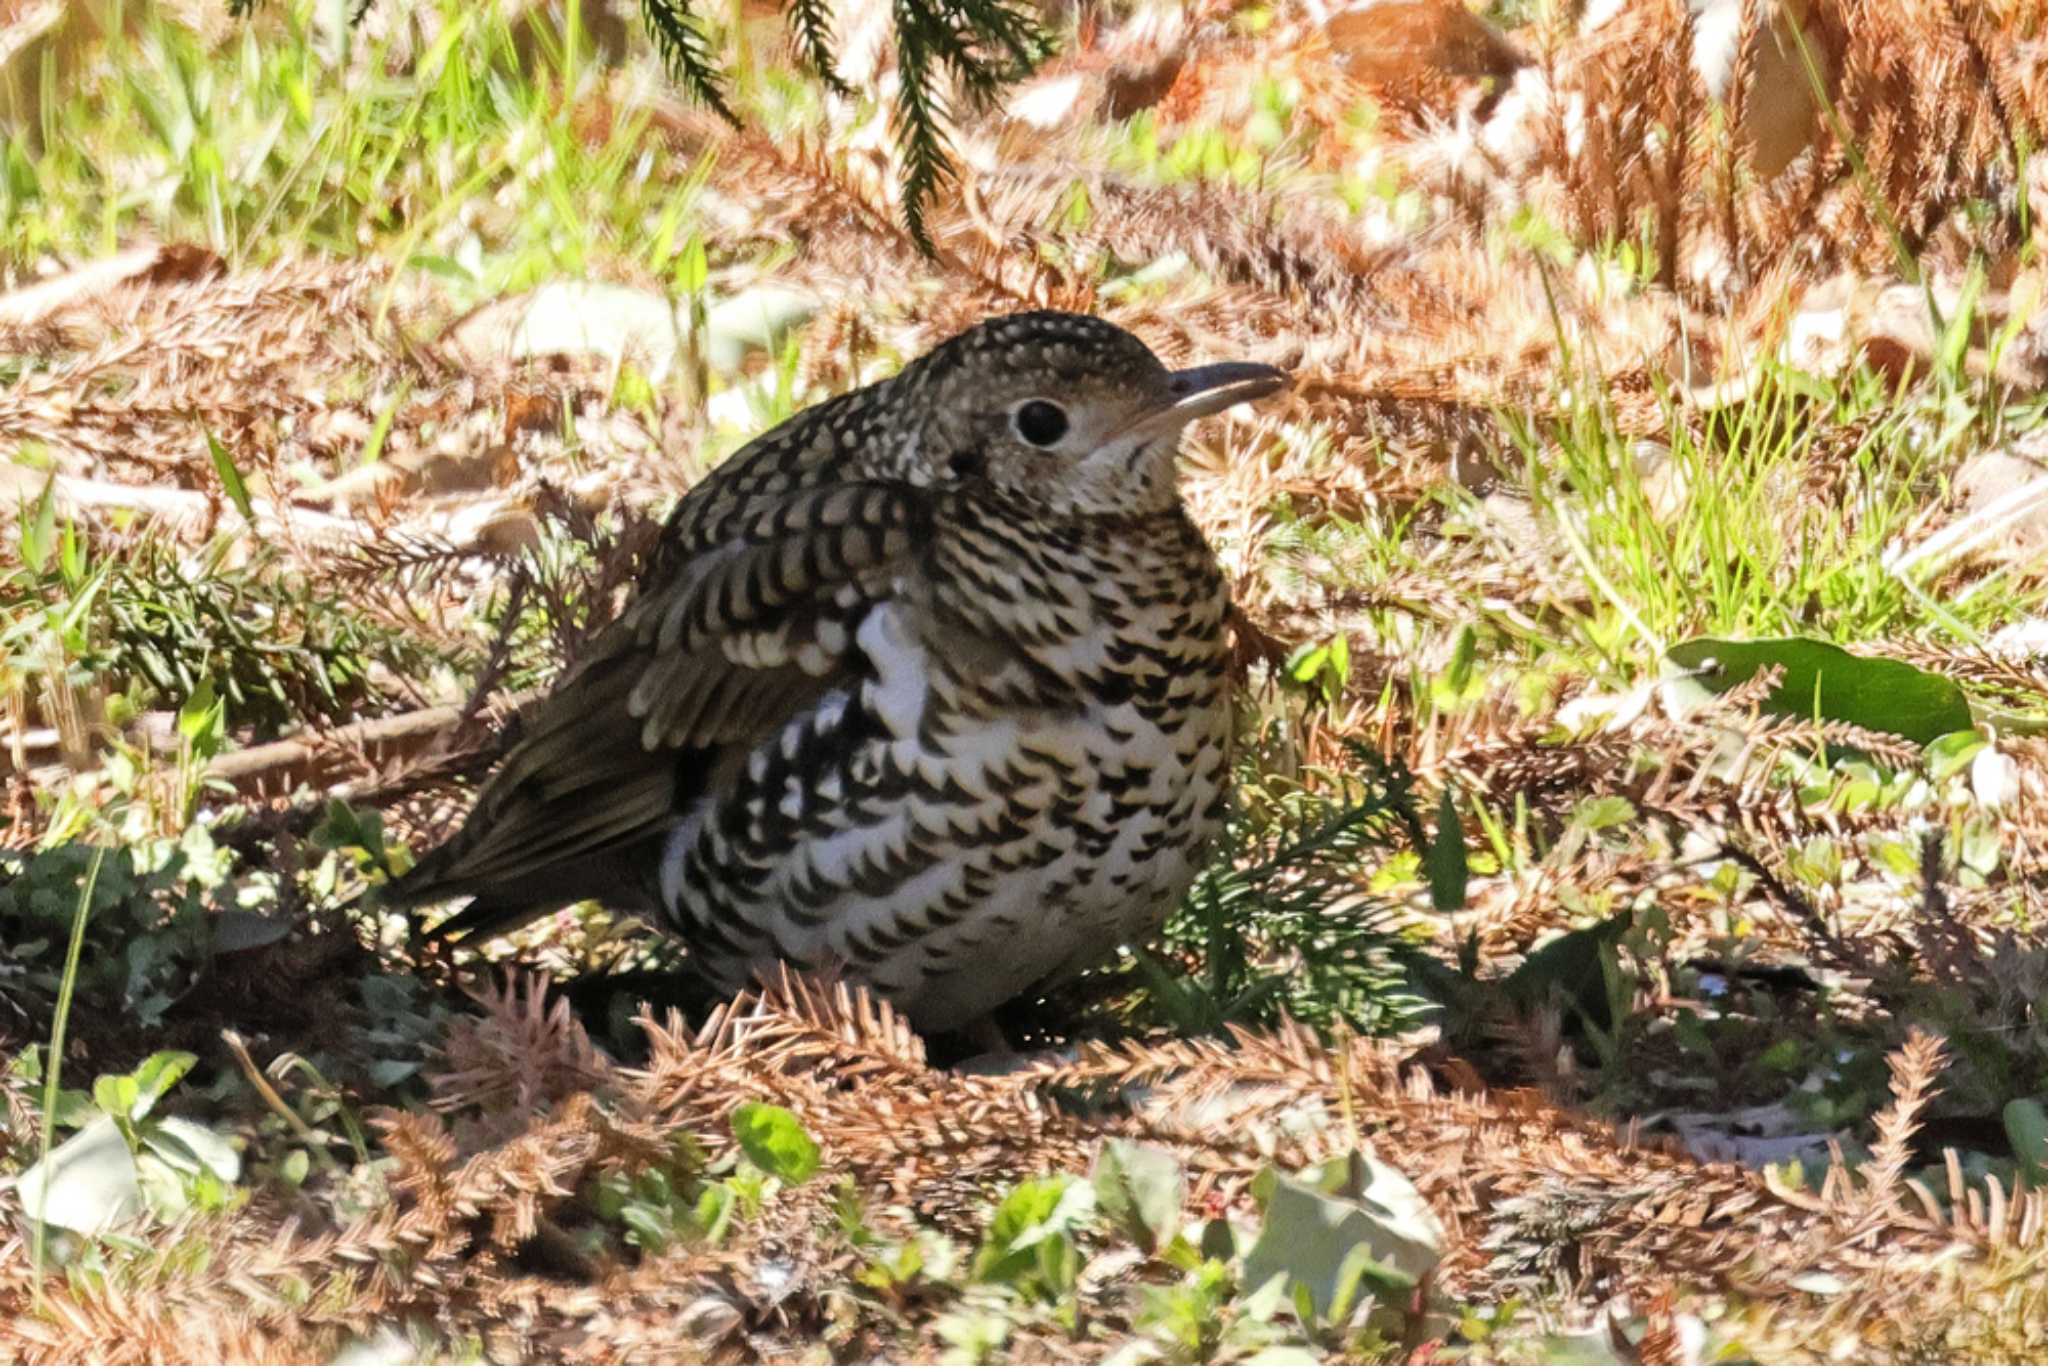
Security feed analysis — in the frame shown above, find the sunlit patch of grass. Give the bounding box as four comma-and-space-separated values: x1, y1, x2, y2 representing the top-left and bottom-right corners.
2, 0, 710, 292
1506, 366, 2047, 672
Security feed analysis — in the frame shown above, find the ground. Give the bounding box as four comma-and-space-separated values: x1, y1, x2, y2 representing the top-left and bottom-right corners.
3, 0, 2048, 1360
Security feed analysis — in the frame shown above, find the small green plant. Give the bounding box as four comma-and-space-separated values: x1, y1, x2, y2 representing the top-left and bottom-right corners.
971, 1173, 1095, 1321
591, 1140, 727, 1254
13, 1046, 240, 1248
1240, 1150, 1441, 1349
310, 798, 409, 887
1143, 747, 1429, 1037
0, 832, 232, 1032
592, 1104, 821, 1255
730, 1101, 821, 1184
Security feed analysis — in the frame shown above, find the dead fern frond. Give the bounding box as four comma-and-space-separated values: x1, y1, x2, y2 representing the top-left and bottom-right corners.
431, 972, 616, 1142
1858, 1028, 1950, 1216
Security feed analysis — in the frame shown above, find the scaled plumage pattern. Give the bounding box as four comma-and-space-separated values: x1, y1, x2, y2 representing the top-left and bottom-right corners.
387, 312, 1288, 1031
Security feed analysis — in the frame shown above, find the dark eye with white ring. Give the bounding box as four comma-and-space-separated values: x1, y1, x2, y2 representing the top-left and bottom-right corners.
1012, 400, 1069, 447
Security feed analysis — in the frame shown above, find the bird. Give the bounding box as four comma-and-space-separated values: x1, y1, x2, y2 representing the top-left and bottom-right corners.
384, 311, 1289, 1034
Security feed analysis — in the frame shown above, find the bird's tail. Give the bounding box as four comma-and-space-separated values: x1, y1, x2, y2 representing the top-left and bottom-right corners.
379, 835, 662, 944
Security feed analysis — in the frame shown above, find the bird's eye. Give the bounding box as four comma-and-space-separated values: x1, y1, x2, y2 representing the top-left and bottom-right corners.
1012, 400, 1070, 448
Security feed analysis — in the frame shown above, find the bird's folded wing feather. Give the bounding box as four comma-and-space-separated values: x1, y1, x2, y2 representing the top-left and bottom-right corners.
386, 479, 930, 914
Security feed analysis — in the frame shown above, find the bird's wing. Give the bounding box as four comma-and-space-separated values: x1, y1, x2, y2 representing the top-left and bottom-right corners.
385, 478, 931, 929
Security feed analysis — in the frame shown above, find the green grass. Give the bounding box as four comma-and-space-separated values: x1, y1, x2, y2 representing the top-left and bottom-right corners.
7, 1, 2048, 1359
4, 0, 714, 296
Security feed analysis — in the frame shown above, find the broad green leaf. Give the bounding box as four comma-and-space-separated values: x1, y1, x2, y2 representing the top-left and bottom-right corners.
1573, 795, 1637, 830
211, 909, 294, 953
1445, 624, 1476, 695
1665, 637, 1973, 746
676, 234, 709, 296
1198, 1216, 1238, 1263
1091, 1139, 1185, 1254
311, 799, 385, 861
203, 424, 256, 521
14, 1115, 144, 1234
366, 1058, 419, 1087
136, 1126, 235, 1218
178, 677, 223, 747
2006, 1099, 2048, 1185
1426, 786, 1468, 911
1924, 729, 1987, 781
731, 1102, 820, 1185
1241, 1152, 1441, 1325
47, 1088, 97, 1132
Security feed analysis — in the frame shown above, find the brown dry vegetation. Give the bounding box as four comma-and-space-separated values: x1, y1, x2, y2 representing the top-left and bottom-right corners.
4, 0, 2048, 1360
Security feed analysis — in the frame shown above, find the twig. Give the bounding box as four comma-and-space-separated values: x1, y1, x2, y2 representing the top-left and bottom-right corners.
204, 690, 541, 793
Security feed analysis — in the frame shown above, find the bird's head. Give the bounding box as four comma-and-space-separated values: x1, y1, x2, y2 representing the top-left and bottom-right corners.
888, 312, 1289, 516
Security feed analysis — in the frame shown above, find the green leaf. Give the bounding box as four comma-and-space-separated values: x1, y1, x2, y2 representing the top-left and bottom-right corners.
2005, 1099, 2048, 1185
621, 1201, 673, 1253
1091, 1139, 1185, 1254
19, 470, 58, 576
126, 1050, 197, 1122
730, 1102, 820, 1185
311, 799, 386, 862
47, 1088, 97, 1132
1665, 636, 1974, 746
1241, 1152, 1441, 1325
1285, 634, 1350, 708
366, 1058, 420, 1088
178, 677, 223, 746
1572, 795, 1637, 831
212, 909, 293, 953
1760, 1039, 1805, 1072
693, 1181, 737, 1244
203, 424, 256, 521
93, 1073, 141, 1127
1445, 624, 1476, 695
1502, 909, 1634, 1030
1936, 263, 1985, 382
1925, 729, 1988, 781
1426, 786, 1468, 911
1198, 1216, 1238, 1263
974, 1174, 1095, 1287
675, 233, 709, 296
359, 383, 408, 466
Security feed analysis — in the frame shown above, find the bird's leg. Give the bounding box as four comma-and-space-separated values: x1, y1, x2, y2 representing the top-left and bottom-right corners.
944, 1014, 1027, 1074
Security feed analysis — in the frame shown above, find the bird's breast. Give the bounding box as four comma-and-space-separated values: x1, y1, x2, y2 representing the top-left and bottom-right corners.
657, 509, 1236, 1031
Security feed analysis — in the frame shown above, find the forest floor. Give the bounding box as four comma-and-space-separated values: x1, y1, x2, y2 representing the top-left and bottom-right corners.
4, 0, 2048, 1360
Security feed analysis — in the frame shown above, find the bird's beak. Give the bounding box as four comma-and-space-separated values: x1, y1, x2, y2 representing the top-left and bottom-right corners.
1119, 361, 1291, 441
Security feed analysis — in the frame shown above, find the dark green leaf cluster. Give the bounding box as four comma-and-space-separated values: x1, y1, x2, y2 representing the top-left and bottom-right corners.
0, 836, 224, 1034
